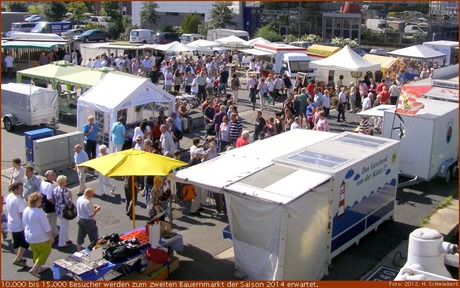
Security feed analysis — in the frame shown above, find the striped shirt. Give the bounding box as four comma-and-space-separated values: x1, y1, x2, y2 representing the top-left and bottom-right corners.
229, 120, 243, 141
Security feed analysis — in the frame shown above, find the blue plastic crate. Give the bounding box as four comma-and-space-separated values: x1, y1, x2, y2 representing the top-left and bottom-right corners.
222, 225, 232, 240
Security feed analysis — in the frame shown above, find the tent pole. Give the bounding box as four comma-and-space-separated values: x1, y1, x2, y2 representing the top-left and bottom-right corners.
132, 175, 136, 229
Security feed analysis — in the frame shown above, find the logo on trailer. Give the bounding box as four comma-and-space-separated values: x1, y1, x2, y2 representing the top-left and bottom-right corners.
446, 119, 453, 144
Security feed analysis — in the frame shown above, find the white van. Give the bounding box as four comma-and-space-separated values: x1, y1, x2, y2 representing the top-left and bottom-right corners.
207, 29, 249, 41
129, 29, 155, 44
180, 33, 204, 44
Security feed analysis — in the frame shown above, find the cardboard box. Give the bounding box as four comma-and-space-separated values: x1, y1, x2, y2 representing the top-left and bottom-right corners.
149, 265, 168, 280
119, 272, 150, 280
168, 256, 180, 275
141, 261, 164, 276
160, 221, 172, 237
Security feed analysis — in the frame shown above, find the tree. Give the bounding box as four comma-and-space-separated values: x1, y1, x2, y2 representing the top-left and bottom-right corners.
43, 2, 67, 22
28, 5, 44, 15
67, 2, 89, 24
158, 25, 174, 32
102, 2, 124, 39
8, 2, 28, 12
181, 13, 202, 34
255, 25, 283, 42
209, 2, 236, 28
140, 2, 160, 29
331, 37, 358, 48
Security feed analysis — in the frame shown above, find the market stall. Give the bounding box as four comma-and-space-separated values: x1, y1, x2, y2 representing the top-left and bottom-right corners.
170, 129, 400, 280
363, 54, 405, 81
76, 73, 176, 150
307, 44, 340, 59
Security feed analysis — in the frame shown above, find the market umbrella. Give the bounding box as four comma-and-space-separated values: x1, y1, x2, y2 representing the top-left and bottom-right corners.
78, 149, 187, 228
155, 41, 192, 52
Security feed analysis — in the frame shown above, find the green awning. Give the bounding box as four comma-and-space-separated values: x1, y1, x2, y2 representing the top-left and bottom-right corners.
1, 41, 64, 49
17, 61, 87, 83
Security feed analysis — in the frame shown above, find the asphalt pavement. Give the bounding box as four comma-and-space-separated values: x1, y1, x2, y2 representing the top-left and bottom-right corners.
1, 75, 458, 281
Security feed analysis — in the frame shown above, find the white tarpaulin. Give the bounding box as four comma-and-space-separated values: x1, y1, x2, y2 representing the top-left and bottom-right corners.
1, 83, 57, 112
77, 73, 175, 151
310, 45, 380, 72
243, 37, 272, 47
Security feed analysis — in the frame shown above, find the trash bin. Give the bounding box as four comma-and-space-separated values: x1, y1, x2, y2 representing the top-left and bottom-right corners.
24, 128, 54, 162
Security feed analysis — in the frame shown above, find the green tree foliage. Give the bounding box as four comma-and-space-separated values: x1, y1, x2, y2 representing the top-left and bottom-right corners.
331, 37, 358, 48
84, 2, 94, 14
255, 25, 283, 42
158, 25, 174, 32
102, 2, 123, 39
7, 2, 28, 12
67, 2, 89, 24
140, 2, 160, 29
209, 2, 236, 28
43, 2, 67, 22
198, 22, 212, 36
28, 5, 44, 15
181, 13, 201, 34
301, 34, 322, 44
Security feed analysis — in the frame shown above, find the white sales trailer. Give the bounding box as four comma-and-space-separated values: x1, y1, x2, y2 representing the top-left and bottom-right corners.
170, 130, 400, 280
382, 98, 458, 183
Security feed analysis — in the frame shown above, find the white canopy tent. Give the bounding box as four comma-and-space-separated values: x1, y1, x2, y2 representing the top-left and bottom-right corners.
243, 37, 272, 47
77, 73, 176, 151
215, 35, 247, 47
186, 39, 221, 49
155, 41, 191, 52
310, 45, 381, 84
387, 45, 446, 60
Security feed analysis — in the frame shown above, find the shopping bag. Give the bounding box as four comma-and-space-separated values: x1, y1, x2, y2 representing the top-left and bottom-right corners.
267, 95, 273, 104
148, 222, 161, 247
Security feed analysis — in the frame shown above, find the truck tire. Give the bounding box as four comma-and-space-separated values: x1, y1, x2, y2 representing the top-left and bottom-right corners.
3, 118, 15, 132
452, 163, 458, 179
444, 168, 452, 184
84, 37, 89, 43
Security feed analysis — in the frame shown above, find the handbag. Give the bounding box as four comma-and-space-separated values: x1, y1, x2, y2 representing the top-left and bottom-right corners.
63, 203, 77, 220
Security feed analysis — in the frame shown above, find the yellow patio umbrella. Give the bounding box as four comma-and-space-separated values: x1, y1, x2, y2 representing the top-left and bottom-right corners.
78, 149, 187, 228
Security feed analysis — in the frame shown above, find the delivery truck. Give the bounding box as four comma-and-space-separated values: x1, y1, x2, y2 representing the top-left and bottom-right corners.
382, 97, 458, 184
422, 40, 459, 66
2, 83, 58, 132
171, 130, 400, 280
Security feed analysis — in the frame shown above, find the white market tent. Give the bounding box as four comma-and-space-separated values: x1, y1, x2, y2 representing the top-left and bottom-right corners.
310, 45, 380, 72
77, 73, 176, 151
243, 37, 272, 47
155, 41, 191, 52
186, 39, 221, 49
215, 35, 247, 47
387, 45, 446, 60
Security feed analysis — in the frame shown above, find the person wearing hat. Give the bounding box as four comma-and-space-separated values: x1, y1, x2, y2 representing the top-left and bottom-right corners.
83, 115, 98, 160
134, 135, 144, 150
111, 117, 126, 152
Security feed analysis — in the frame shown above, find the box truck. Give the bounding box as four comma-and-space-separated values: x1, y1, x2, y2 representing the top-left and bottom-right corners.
171, 130, 400, 280
422, 40, 459, 66
382, 98, 458, 184
2, 83, 58, 132
244, 42, 314, 84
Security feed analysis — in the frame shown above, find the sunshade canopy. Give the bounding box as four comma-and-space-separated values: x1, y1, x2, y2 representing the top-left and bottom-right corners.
307, 44, 340, 57
155, 41, 191, 52
243, 37, 271, 47
215, 35, 246, 46
55, 67, 131, 88
239, 48, 275, 56
387, 45, 446, 60
310, 45, 380, 72
78, 149, 187, 177
17, 61, 87, 82
1, 41, 65, 50
363, 54, 399, 70
187, 39, 221, 48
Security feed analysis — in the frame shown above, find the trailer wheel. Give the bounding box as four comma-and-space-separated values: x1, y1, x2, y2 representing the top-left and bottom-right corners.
452, 162, 458, 179
3, 118, 15, 132
444, 168, 452, 184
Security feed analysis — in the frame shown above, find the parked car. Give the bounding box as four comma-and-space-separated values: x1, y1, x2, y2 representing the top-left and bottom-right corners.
154, 32, 179, 44
353, 47, 368, 57
369, 48, 388, 56
24, 14, 44, 22
289, 41, 312, 49
73, 29, 109, 43
61, 29, 84, 40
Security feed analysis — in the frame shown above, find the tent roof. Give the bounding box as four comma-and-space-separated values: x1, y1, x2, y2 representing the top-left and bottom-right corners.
77, 73, 176, 112
239, 48, 275, 56
243, 37, 271, 47
17, 61, 87, 80
363, 54, 399, 70
387, 45, 446, 59
310, 45, 380, 72
155, 41, 191, 52
1, 41, 65, 49
307, 44, 340, 57
215, 35, 246, 45
55, 68, 134, 88
187, 39, 221, 48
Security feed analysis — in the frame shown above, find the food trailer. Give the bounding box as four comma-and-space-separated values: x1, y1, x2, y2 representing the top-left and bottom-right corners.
170, 130, 400, 280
